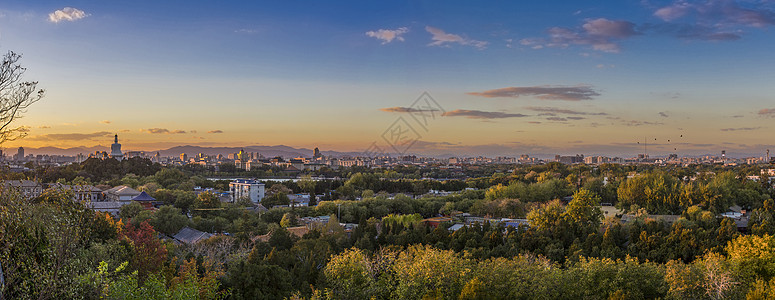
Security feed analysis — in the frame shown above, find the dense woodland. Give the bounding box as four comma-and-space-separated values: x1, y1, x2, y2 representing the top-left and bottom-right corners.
3, 158, 775, 299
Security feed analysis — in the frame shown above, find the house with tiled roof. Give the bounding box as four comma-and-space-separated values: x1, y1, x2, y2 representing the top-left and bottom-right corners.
2, 180, 43, 199
132, 191, 157, 210
92, 185, 142, 215
172, 227, 213, 245
104, 185, 141, 202
47, 183, 104, 203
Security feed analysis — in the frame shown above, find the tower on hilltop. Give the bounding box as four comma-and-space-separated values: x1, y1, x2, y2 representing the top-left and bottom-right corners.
110, 134, 124, 160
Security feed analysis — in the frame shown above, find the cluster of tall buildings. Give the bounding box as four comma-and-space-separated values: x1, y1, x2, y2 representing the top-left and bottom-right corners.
4, 134, 775, 170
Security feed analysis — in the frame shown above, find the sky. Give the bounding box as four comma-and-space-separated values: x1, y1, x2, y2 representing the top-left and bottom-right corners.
0, 0, 774, 158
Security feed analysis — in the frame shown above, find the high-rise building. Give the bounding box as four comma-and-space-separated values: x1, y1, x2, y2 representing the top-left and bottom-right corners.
180, 153, 188, 162
237, 149, 246, 161
17, 147, 24, 161
313, 147, 321, 159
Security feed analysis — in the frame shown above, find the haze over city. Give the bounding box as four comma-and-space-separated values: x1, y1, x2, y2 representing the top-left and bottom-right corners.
1, 1, 774, 157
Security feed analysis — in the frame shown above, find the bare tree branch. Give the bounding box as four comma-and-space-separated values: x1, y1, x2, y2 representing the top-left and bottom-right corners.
0, 51, 44, 145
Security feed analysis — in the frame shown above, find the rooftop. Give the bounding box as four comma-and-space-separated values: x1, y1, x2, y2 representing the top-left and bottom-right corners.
173, 227, 213, 245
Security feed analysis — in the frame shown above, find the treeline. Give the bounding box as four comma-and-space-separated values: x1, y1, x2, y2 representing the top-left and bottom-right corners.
617, 171, 769, 214
6, 162, 775, 299
321, 235, 775, 300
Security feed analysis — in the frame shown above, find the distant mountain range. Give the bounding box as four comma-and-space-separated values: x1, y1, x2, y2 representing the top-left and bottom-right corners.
157, 145, 363, 158
12, 145, 364, 158
6, 144, 766, 160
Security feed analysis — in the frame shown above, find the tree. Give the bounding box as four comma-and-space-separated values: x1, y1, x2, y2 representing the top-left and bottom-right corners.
119, 201, 143, 221
153, 168, 188, 189
121, 221, 167, 285
0, 51, 44, 145
194, 191, 221, 217
267, 184, 292, 196
726, 234, 775, 285
0, 185, 96, 299
280, 212, 298, 228
226, 261, 292, 299
323, 248, 377, 300
261, 193, 289, 208
565, 189, 603, 237
149, 205, 188, 235
298, 176, 316, 194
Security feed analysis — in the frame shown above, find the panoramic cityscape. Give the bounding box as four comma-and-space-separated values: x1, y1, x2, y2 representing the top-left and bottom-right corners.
3, 1, 775, 299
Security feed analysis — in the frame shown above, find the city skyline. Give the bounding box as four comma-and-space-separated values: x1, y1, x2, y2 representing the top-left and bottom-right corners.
1, 1, 774, 157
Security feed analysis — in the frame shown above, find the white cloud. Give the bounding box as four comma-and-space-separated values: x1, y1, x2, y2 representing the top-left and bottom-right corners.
425, 26, 488, 49
365, 27, 409, 44
48, 7, 88, 23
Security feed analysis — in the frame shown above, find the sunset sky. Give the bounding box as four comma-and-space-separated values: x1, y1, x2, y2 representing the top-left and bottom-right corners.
1, 1, 774, 157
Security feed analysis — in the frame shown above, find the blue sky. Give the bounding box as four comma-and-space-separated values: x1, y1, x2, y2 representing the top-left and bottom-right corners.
0, 0, 774, 157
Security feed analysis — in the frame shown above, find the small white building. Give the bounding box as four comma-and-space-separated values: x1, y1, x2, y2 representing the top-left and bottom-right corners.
229, 179, 265, 203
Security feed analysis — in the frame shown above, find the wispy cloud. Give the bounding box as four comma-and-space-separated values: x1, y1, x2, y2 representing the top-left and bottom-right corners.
620, 120, 664, 126
651, 92, 681, 99
442, 109, 528, 119
524, 106, 607, 115
521, 18, 640, 53
366, 27, 409, 44
142, 128, 187, 134
27, 131, 111, 141
468, 85, 600, 101
659, 111, 669, 118
207, 130, 224, 134
379, 106, 440, 113
760, 108, 775, 117
640, 23, 741, 41
38, 125, 51, 129
234, 28, 261, 34
654, 0, 775, 27
48, 7, 88, 23
547, 117, 569, 122
720, 127, 762, 131
100, 120, 111, 124
647, 0, 775, 40
425, 26, 488, 49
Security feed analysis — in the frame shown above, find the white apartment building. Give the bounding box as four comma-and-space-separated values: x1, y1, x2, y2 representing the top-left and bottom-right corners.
229, 179, 265, 203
